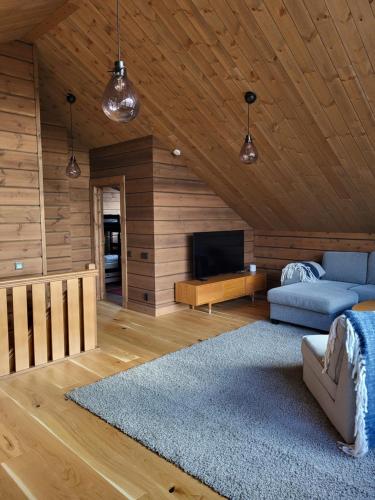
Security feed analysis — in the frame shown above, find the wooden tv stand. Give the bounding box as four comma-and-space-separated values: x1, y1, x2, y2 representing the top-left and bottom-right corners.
175, 272, 267, 314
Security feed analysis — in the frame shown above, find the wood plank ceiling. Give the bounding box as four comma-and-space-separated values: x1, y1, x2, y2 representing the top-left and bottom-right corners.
2, 1, 375, 231
0, 1, 67, 43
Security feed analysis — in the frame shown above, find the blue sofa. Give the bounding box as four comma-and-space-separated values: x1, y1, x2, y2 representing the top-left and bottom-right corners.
268, 251, 375, 331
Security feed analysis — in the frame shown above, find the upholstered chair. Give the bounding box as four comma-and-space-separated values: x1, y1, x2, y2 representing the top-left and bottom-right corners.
301, 316, 356, 444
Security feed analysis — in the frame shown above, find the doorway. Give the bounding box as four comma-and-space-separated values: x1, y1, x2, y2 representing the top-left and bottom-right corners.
91, 176, 127, 308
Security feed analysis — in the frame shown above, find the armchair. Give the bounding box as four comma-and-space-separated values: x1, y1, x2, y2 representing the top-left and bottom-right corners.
301, 316, 356, 445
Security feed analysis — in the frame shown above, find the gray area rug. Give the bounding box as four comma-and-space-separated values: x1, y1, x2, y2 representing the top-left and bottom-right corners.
66, 321, 375, 499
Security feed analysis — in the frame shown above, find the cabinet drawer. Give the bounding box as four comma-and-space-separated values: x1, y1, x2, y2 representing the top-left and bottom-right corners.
245, 274, 266, 293
222, 278, 245, 300
175, 283, 196, 305
196, 283, 222, 304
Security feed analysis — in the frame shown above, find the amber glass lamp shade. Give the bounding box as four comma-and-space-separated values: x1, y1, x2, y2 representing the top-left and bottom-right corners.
240, 134, 258, 164
102, 61, 140, 123
66, 154, 81, 178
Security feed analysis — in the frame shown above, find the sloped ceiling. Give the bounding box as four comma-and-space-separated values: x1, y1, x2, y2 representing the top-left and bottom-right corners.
0, 0, 66, 43
3, 1, 375, 231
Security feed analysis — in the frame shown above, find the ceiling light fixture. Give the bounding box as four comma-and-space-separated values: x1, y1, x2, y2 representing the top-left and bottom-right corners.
66, 93, 81, 179
239, 91, 258, 164
102, 0, 140, 122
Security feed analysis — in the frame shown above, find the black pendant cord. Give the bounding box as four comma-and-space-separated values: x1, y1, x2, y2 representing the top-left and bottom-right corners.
70, 103, 74, 156
247, 103, 250, 136
116, 0, 121, 61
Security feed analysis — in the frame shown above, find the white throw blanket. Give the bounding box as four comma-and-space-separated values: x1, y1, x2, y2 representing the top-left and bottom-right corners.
324, 314, 372, 458
281, 262, 319, 285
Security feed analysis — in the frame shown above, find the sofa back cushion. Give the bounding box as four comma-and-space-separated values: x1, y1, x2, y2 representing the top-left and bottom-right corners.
322, 251, 368, 284
367, 252, 375, 284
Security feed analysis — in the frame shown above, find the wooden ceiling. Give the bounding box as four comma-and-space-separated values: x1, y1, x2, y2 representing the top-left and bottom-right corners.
4, 1, 375, 231
0, 1, 68, 43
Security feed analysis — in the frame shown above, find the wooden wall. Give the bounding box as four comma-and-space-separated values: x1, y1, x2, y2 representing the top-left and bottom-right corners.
254, 230, 375, 289
152, 145, 253, 315
103, 187, 120, 215
91, 136, 254, 316
90, 136, 156, 314
0, 41, 45, 278
41, 122, 91, 273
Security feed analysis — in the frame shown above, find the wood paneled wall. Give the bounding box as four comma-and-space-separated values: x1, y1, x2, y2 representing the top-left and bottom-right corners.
91, 136, 253, 316
0, 41, 45, 278
152, 145, 253, 316
103, 187, 120, 215
254, 230, 375, 289
90, 136, 156, 315
41, 122, 91, 273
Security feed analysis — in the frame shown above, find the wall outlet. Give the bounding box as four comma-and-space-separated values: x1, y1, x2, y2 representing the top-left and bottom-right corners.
141, 252, 148, 260
143, 293, 149, 302
127, 250, 132, 257
15, 262, 24, 270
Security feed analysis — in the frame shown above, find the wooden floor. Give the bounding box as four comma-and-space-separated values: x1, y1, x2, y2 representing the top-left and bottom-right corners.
0, 298, 268, 499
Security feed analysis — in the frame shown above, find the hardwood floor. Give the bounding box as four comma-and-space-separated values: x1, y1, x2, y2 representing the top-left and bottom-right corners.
0, 298, 268, 499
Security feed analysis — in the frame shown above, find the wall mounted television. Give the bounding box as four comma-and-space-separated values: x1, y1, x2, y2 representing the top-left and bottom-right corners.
192, 230, 244, 280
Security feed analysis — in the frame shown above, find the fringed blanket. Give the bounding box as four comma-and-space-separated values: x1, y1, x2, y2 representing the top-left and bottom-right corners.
281, 261, 322, 285
325, 311, 375, 457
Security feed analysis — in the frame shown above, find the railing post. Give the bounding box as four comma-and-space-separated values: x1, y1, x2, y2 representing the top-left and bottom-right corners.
82, 273, 97, 351
0, 289, 10, 376
32, 283, 48, 366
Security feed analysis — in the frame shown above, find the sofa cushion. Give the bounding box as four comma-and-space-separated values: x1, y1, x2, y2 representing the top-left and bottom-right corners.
302, 335, 327, 365
301, 335, 337, 400
322, 251, 368, 284
367, 252, 375, 285
318, 280, 360, 289
349, 284, 375, 302
268, 282, 358, 314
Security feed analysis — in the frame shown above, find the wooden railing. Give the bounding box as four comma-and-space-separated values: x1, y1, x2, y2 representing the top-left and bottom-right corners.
0, 265, 98, 377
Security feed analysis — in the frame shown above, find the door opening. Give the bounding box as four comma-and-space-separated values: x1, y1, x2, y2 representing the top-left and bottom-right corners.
104, 204, 122, 305
91, 176, 127, 308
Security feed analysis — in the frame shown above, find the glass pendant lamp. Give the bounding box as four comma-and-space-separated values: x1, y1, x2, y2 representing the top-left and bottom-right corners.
102, 0, 140, 122
66, 93, 81, 179
239, 91, 258, 164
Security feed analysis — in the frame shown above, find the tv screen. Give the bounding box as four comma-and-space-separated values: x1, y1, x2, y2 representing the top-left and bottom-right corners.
192, 230, 244, 280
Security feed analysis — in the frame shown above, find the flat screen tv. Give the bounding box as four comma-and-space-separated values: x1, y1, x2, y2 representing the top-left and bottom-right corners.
192, 230, 244, 280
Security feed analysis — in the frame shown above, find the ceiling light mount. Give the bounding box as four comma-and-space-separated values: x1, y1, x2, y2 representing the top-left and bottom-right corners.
244, 91, 257, 105
66, 92, 76, 104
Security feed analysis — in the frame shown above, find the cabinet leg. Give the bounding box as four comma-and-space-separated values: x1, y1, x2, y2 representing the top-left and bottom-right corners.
190, 305, 195, 310
208, 303, 212, 314
252, 293, 255, 304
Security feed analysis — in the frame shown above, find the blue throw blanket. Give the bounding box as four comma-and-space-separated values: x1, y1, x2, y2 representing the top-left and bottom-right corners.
341, 310, 375, 457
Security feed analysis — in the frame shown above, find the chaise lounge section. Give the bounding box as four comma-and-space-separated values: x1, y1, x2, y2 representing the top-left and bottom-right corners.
268, 252, 375, 331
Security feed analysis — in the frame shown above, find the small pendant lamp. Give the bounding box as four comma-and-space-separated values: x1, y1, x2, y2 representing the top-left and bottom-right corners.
239, 91, 258, 164
66, 93, 81, 179
102, 0, 140, 122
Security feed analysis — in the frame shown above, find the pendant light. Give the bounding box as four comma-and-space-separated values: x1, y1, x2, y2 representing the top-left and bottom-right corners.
102, 0, 140, 122
239, 91, 258, 164
66, 93, 81, 179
